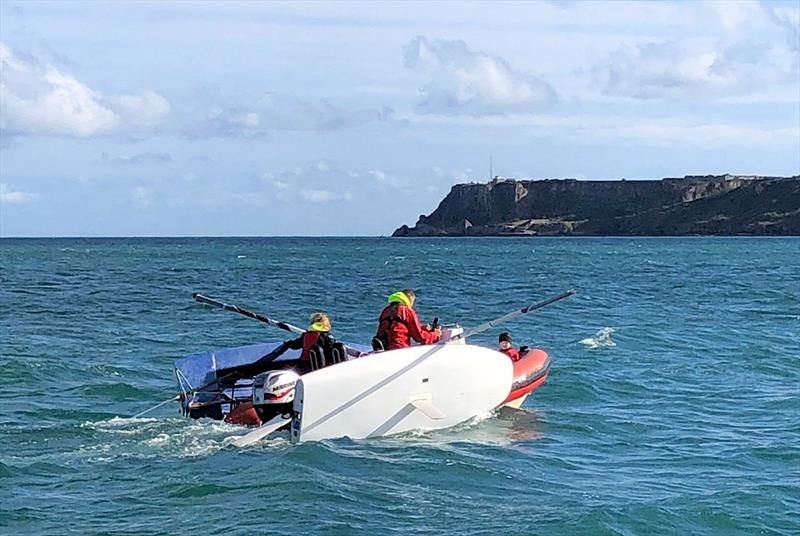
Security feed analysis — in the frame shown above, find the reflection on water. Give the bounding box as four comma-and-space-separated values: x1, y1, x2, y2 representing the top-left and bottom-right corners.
495, 406, 545, 443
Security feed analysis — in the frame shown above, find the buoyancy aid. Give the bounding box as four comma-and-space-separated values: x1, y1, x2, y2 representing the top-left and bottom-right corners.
500, 347, 521, 362
286, 330, 331, 362
374, 303, 408, 350
375, 302, 439, 350
300, 331, 324, 361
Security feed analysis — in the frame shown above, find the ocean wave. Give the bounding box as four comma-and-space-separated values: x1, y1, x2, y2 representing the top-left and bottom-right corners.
165, 482, 236, 498
66, 382, 152, 400
3, 237, 799, 535
0, 461, 12, 478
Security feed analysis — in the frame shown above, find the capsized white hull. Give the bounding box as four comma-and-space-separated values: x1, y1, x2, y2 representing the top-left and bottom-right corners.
291, 343, 513, 443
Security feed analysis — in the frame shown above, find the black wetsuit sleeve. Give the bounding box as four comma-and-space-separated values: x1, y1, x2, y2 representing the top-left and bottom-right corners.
285, 335, 304, 350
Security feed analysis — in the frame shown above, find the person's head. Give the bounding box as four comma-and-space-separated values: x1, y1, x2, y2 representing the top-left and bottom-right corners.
402, 289, 416, 307
388, 289, 416, 307
308, 312, 331, 332
499, 332, 512, 350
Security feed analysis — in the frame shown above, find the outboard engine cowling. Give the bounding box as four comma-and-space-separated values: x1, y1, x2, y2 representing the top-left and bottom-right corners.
440, 325, 465, 344
252, 370, 300, 405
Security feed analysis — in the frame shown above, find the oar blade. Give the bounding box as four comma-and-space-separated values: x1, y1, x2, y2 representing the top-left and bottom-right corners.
230, 415, 292, 447
193, 293, 224, 308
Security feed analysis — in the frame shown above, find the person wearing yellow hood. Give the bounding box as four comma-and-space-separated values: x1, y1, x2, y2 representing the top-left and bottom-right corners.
284, 312, 333, 372
374, 289, 441, 351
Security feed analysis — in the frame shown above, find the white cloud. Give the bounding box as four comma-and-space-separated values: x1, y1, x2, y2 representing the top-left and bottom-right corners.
403, 35, 556, 115
393, 111, 799, 147
300, 189, 352, 203
592, 2, 799, 100
367, 169, 387, 182
257, 162, 410, 203
109, 91, 171, 129
0, 183, 38, 204
130, 186, 154, 208
0, 42, 170, 137
594, 40, 797, 99
192, 93, 391, 137
366, 168, 404, 189
594, 123, 800, 148
99, 152, 172, 165
770, 5, 800, 35
314, 161, 331, 173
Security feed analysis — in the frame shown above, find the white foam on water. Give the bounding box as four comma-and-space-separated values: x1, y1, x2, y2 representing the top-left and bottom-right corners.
81, 416, 160, 431
224, 432, 291, 449
77, 409, 534, 458
580, 327, 617, 348
145, 433, 171, 446
75, 417, 262, 460
374, 410, 514, 449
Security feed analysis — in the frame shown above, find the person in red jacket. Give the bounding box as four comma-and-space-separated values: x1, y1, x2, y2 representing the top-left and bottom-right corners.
285, 312, 332, 372
374, 289, 441, 351
498, 332, 520, 362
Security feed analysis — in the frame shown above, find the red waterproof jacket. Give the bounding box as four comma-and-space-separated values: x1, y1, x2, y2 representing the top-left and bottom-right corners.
501, 347, 521, 362
377, 303, 440, 350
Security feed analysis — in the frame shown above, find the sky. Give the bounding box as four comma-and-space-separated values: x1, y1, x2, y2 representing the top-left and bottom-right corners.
1, 0, 798, 236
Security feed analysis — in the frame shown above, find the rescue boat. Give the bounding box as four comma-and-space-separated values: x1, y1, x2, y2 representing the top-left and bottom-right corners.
504, 348, 551, 409
173, 325, 551, 440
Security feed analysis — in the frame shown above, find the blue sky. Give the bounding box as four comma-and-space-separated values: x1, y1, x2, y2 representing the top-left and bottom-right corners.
1, 0, 798, 236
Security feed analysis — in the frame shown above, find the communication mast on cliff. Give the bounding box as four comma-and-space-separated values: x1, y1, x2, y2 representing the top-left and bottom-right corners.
489, 156, 493, 181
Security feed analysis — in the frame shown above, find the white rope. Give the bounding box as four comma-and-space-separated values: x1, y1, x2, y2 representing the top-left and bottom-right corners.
132, 395, 179, 418
175, 368, 194, 395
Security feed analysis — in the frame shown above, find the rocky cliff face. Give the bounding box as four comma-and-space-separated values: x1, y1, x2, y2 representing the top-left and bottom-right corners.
393, 175, 800, 236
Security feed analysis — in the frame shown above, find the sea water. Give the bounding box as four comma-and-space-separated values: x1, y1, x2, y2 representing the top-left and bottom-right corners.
1, 237, 798, 535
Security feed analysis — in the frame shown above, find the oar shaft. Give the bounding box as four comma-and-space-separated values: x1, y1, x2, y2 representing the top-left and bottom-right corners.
521, 289, 576, 314
133, 295, 302, 419
193, 293, 305, 334
461, 289, 576, 339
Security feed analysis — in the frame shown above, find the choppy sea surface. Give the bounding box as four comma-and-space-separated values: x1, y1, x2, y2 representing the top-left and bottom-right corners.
1, 237, 798, 535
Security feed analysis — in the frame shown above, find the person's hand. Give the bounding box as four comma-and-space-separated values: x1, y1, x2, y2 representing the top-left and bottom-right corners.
423, 323, 432, 331
433, 327, 442, 337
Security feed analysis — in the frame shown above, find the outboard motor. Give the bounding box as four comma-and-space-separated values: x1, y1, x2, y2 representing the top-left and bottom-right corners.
439, 324, 465, 344
252, 370, 300, 406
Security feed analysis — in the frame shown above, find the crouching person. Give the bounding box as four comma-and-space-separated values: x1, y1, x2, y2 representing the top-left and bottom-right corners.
373, 289, 441, 351
285, 312, 333, 373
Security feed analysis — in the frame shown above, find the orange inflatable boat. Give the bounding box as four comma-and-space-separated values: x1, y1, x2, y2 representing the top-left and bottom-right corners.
501, 348, 551, 409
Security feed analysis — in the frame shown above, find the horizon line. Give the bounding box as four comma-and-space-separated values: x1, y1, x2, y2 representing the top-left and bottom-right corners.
1, 234, 798, 239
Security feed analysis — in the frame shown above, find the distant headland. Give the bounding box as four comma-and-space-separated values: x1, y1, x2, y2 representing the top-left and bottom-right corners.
393, 174, 800, 236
